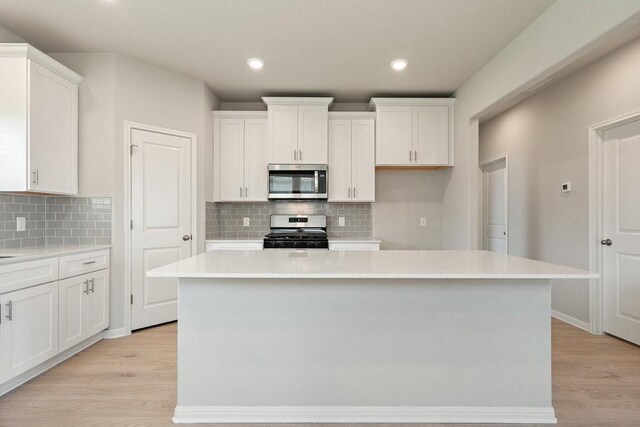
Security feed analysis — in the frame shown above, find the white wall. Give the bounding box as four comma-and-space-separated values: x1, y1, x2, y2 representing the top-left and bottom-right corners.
443, 0, 640, 251
50, 53, 219, 332
480, 35, 640, 323
0, 24, 26, 43
373, 170, 443, 250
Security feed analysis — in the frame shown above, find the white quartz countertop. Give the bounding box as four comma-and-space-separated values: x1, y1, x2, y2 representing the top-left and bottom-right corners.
148, 250, 596, 280
0, 244, 111, 265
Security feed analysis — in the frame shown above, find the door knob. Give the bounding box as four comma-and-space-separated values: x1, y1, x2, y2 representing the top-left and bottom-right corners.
601, 239, 612, 246
182, 235, 192, 241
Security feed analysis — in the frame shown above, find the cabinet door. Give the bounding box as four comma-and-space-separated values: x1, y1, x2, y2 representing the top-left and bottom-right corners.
0, 282, 58, 383
298, 106, 328, 164
58, 274, 88, 352
28, 60, 78, 194
243, 119, 268, 201
268, 105, 297, 163
413, 105, 449, 165
351, 119, 375, 202
328, 120, 352, 202
218, 119, 245, 201
376, 106, 412, 165
87, 269, 110, 337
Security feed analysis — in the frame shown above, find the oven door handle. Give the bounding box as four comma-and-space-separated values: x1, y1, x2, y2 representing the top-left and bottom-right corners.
314, 171, 319, 193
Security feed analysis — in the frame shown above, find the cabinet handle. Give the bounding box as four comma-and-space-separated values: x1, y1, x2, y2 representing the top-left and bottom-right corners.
4, 301, 12, 322
294, 149, 297, 161
32, 170, 37, 184
84, 280, 89, 295
299, 149, 302, 161
240, 187, 243, 198
409, 150, 412, 162
414, 150, 417, 162
83, 261, 96, 266
90, 278, 95, 293
353, 187, 356, 198
348, 187, 351, 198
245, 187, 248, 197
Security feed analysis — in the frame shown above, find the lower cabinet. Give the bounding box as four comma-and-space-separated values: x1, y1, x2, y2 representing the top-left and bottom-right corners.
0, 282, 59, 384
59, 269, 109, 352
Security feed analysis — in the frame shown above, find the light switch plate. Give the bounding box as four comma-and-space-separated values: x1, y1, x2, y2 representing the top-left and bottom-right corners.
243, 217, 250, 227
16, 217, 26, 231
420, 217, 427, 227
338, 217, 345, 227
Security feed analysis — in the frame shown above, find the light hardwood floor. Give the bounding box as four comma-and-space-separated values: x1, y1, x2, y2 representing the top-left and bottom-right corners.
0, 319, 639, 426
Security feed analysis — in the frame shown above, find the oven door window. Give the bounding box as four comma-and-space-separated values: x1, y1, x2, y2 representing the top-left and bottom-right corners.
269, 171, 316, 194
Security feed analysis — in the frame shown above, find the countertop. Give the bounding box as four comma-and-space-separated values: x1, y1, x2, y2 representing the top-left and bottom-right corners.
205, 238, 382, 243
148, 249, 596, 280
0, 244, 112, 266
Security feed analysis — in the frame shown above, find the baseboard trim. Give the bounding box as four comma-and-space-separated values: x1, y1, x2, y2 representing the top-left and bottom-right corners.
552, 310, 591, 332
173, 405, 557, 424
0, 333, 102, 397
102, 327, 129, 339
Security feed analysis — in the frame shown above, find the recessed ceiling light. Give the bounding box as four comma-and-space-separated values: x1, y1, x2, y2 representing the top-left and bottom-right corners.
390, 59, 408, 71
247, 58, 265, 70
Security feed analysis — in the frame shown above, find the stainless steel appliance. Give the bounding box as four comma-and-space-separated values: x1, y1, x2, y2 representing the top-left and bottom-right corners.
268, 164, 327, 200
263, 214, 329, 249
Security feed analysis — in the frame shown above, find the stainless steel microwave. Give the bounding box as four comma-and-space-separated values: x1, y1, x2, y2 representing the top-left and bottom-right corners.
268, 164, 328, 200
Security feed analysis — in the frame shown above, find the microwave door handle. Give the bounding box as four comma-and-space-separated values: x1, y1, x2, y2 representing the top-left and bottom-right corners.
314, 171, 319, 193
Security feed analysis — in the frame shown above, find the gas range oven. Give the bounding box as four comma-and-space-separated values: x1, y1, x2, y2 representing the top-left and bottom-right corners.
263, 214, 329, 249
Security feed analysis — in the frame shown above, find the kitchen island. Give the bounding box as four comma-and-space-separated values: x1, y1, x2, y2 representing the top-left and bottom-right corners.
148, 250, 595, 424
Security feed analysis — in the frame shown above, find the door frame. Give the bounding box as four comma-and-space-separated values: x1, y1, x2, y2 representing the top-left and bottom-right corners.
122, 121, 198, 335
588, 108, 640, 335
479, 153, 509, 254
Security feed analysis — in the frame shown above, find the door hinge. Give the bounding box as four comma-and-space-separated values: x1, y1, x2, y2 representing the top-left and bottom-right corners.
130, 144, 138, 156
130, 294, 133, 305
130, 220, 133, 230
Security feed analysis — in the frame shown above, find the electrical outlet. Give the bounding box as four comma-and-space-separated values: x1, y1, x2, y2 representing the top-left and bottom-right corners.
338, 217, 345, 227
420, 217, 427, 227
243, 217, 250, 227
16, 217, 26, 232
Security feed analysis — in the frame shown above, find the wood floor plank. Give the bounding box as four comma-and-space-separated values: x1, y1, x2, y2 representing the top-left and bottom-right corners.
0, 319, 639, 426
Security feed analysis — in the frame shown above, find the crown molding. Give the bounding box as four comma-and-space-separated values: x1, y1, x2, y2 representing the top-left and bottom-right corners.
0, 43, 83, 84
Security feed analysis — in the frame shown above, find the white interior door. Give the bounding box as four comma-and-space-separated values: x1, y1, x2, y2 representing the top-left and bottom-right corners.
482, 158, 508, 254
603, 119, 640, 345
131, 128, 192, 330
328, 119, 352, 202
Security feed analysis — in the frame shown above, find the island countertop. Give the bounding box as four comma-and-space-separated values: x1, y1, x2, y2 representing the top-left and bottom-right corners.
147, 249, 595, 280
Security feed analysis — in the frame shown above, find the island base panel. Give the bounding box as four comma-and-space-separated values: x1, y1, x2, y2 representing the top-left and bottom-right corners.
175, 278, 555, 424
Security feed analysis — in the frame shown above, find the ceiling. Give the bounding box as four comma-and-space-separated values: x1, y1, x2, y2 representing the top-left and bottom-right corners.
0, 0, 554, 102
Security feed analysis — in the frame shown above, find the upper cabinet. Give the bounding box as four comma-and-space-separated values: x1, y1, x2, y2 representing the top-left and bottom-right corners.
328, 113, 375, 202
0, 44, 83, 195
213, 111, 268, 202
263, 97, 333, 164
370, 98, 454, 167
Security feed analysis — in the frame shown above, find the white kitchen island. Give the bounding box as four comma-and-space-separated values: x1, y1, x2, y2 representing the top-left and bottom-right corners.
148, 250, 595, 425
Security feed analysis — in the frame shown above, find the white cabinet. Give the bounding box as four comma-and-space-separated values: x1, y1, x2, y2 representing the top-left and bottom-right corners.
328, 113, 375, 202
263, 97, 333, 164
0, 282, 58, 383
58, 269, 109, 352
213, 112, 268, 202
370, 98, 454, 167
0, 44, 82, 195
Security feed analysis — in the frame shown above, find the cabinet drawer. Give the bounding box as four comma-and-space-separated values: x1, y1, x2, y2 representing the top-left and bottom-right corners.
59, 250, 109, 279
0, 258, 58, 295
